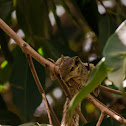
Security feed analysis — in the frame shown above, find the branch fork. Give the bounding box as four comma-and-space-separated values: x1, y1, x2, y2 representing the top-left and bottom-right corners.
0, 18, 126, 125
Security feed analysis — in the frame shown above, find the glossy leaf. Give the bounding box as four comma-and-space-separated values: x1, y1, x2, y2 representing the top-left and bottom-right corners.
103, 20, 126, 89
10, 47, 45, 120
69, 59, 108, 118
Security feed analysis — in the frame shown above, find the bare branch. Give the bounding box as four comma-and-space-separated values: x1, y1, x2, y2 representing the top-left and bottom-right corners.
26, 55, 52, 125
96, 112, 105, 126
1, 18, 126, 125
0, 18, 87, 125
56, 74, 88, 124
0, 18, 57, 73
26, 54, 60, 126
100, 85, 126, 96
86, 94, 126, 125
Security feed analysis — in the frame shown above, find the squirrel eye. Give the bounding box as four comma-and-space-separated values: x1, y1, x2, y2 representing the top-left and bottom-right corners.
85, 63, 90, 71
70, 67, 74, 72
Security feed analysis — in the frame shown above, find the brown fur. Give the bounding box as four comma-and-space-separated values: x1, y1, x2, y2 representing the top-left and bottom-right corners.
49, 56, 95, 126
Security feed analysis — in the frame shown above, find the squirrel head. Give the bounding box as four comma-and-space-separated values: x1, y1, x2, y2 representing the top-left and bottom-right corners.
59, 56, 82, 81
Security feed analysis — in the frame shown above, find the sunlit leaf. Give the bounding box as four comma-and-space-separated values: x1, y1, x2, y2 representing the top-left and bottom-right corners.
0, 64, 12, 84
103, 20, 126, 89
1, 60, 8, 69
38, 47, 44, 56
0, 84, 4, 92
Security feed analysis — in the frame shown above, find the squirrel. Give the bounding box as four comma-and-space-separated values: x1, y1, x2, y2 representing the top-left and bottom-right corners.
49, 55, 97, 126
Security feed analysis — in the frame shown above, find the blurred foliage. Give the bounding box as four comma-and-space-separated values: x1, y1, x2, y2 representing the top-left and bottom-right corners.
0, 0, 126, 125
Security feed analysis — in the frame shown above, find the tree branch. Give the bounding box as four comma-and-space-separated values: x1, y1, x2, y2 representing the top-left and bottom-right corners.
96, 112, 105, 126
100, 85, 126, 96
86, 94, 126, 124
26, 54, 53, 125
0, 18, 87, 125
56, 74, 87, 124
0, 18, 57, 73
26, 54, 61, 125
1, 18, 126, 125
0, 19, 60, 126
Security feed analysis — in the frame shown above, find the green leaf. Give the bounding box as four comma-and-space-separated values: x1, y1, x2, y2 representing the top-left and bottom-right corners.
60, 0, 80, 28
69, 59, 108, 118
0, 0, 13, 20
0, 110, 21, 125
1, 60, 8, 69
38, 47, 44, 56
75, 0, 99, 35
0, 64, 11, 84
0, 84, 4, 92
34, 37, 77, 60
0, 29, 13, 63
99, 15, 117, 54
16, 0, 76, 60
103, 20, 126, 89
10, 47, 45, 120
16, 0, 46, 38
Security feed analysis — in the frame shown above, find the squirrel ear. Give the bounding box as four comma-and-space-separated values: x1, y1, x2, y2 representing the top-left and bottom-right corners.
61, 55, 64, 62
73, 56, 80, 66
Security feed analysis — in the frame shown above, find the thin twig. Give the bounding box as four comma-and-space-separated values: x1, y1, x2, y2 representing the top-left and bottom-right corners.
70, 78, 126, 124
26, 55, 53, 125
0, 18, 56, 73
86, 94, 126, 124
96, 112, 105, 126
0, 18, 87, 125
1, 18, 126, 125
56, 74, 87, 124
26, 54, 60, 126
100, 85, 126, 96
